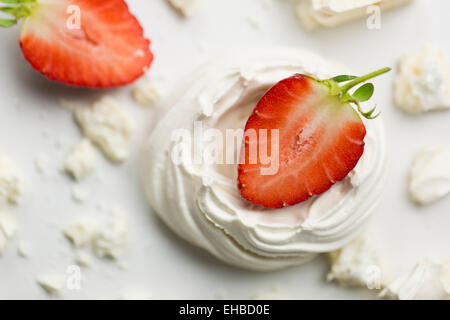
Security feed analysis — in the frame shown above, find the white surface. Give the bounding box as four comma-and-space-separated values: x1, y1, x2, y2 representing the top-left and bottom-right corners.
0, 0, 449, 299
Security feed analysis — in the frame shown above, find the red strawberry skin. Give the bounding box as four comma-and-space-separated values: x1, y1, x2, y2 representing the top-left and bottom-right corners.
19, 0, 153, 88
238, 75, 366, 209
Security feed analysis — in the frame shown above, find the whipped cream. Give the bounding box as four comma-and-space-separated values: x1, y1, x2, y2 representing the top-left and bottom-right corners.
395, 45, 450, 113
143, 48, 387, 271
327, 232, 388, 288
296, 0, 412, 31
380, 260, 450, 300
409, 146, 450, 205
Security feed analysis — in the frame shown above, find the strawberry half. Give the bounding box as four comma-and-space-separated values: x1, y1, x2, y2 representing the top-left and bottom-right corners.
238, 68, 391, 209
1, 0, 153, 88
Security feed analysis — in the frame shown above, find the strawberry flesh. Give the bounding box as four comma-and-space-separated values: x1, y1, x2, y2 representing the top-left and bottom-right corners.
19, 0, 153, 88
238, 75, 366, 209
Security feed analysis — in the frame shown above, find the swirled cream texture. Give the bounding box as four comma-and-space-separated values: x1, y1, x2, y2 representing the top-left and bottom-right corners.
143, 48, 387, 271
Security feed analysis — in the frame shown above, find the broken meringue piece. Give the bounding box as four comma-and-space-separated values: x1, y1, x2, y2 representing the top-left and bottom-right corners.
327, 233, 388, 289
380, 260, 450, 300
409, 146, 450, 205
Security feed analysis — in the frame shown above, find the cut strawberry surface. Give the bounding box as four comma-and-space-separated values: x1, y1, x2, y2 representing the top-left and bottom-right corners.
238, 68, 391, 209
1, 0, 153, 88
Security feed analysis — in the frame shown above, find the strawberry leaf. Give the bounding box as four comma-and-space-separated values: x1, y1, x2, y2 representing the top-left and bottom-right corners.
331, 75, 357, 83
0, 5, 30, 18
353, 83, 374, 102
0, 0, 34, 4
0, 18, 16, 27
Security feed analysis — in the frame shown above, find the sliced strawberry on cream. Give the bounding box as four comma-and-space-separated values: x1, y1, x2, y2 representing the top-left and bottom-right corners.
238, 68, 390, 208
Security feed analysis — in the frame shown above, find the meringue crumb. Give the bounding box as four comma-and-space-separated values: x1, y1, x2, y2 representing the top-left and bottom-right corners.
64, 139, 97, 180
73, 97, 135, 163
296, 0, 412, 31
17, 241, 31, 258
167, 0, 198, 17
0, 156, 24, 205
74, 250, 93, 267
34, 154, 49, 175
395, 45, 450, 113
327, 233, 387, 288
247, 14, 261, 29
71, 186, 90, 203
380, 260, 450, 300
409, 146, 450, 205
64, 219, 98, 248
36, 274, 65, 296
64, 208, 128, 260
0, 211, 17, 255
132, 79, 160, 107
93, 208, 128, 259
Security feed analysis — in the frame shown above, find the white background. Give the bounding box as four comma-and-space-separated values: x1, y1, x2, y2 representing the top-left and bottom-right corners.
0, 0, 449, 299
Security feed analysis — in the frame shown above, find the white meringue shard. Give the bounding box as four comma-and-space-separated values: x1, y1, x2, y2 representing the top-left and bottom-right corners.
380, 260, 450, 300
64, 209, 128, 260
296, 0, 412, 31
64, 139, 97, 180
0, 211, 17, 254
132, 79, 160, 107
167, 0, 198, 17
395, 45, 450, 113
73, 97, 135, 162
0, 156, 24, 205
327, 233, 388, 289
37, 274, 65, 296
93, 208, 128, 259
409, 146, 450, 205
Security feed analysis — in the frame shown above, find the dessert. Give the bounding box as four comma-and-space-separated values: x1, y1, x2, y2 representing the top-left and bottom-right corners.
395, 45, 450, 114
380, 260, 450, 300
0, 0, 153, 88
409, 146, 450, 205
296, 0, 412, 31
143, 48, 387, 271
64, 139, 97, 181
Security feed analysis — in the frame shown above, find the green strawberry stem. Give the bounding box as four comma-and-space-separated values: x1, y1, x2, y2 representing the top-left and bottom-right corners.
0, 0, 35, 27
339, 67, 391, 94
300, 67, 391, 120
